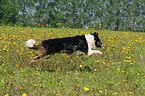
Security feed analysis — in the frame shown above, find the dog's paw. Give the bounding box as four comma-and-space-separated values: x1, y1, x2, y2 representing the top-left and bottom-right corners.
99, 52, 103, 55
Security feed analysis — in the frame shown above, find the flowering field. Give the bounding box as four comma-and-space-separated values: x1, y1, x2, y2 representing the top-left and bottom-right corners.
0, 26, 145, 96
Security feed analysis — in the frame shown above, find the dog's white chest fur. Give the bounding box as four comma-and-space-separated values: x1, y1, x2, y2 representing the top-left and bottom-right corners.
85, 34, 102, 56
85, 34, 96, 49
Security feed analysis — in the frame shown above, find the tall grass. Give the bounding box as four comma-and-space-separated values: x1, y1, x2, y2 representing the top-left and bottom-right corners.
0, 26, 145, 95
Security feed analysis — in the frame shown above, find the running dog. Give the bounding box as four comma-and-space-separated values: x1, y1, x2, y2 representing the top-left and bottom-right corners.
25, 32, 103, 64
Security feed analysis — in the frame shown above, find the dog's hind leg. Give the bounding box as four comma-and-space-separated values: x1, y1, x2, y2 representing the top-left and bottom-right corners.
29, 55, 50, 65
34, 55, 50, 63
28, 45, 48, 65
28, 53, 53, 65
28, 55, 39, 65
28, 53, 44, 65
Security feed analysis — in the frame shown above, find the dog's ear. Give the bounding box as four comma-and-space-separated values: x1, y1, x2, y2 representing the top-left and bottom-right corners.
93, 32, 98, 36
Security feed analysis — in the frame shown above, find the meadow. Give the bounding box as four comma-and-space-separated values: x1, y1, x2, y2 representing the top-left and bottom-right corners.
0, 25, 145, 96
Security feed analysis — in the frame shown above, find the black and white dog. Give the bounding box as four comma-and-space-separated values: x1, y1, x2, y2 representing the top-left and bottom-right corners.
26, 32, 103, 64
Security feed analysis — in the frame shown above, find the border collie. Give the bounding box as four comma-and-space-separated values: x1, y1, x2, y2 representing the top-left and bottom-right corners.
26, 32, 103, 64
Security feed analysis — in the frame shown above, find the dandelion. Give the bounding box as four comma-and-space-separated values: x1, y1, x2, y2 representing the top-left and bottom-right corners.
80, 65, 82, 68
5, 94, 9, 96
36, 73, 40, 75
22, 79, 27, 82
115, 93, 118, 95
103, 61, 105, 64
84, 87, 89, 91
19, 78, 22, 80
22, 93, 27, 96
94, 69, 97, 71
16, 64, 19, 68
76, 83, 80, 86
99, 91, 102, 93
129, 92, 133, 94
137, 73, 140, 75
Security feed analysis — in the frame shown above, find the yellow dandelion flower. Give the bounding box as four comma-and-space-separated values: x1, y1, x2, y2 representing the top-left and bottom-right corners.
77, 83, 80, 86
84, 87, 89, 91
122, 71, 124, 73
99, 91, 102, 93
36, 73, 40, 75
80, 65, 82, 68
19, 78, 22, 80
22, 93, 27, 96
5, 94, 9, 96
115, 93, 118, 95
129, 92, 133, 94
130, 63, 133, 65
137, 73, 140, 75
94, 69, 97, 71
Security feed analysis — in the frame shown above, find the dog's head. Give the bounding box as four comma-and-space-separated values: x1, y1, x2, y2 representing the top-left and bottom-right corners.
92, 32, 103, 48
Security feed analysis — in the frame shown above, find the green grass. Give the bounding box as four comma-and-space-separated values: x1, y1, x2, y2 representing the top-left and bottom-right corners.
0, 26, 145, 95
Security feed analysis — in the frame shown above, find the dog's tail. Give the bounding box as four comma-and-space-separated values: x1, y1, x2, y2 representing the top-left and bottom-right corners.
25, 39, 39, 49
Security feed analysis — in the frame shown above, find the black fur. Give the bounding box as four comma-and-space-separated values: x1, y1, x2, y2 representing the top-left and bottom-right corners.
41, 35, 88, 55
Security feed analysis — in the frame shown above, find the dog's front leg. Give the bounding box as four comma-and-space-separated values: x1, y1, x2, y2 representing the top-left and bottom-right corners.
87, 50, 103, 56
